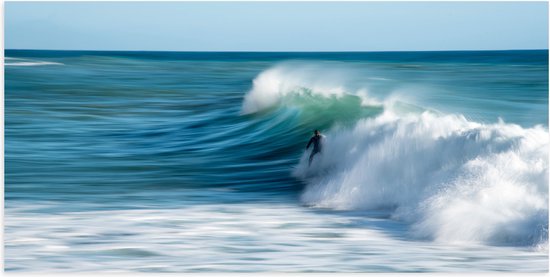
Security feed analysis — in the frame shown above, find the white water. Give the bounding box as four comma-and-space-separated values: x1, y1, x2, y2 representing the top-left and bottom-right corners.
5, 199, 548, 272
295, 110, 548, 248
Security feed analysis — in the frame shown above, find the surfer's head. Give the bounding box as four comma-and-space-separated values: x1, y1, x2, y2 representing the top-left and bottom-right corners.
314, 130, 320, 136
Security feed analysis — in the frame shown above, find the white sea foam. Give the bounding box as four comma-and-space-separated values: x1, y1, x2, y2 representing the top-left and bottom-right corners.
5, 201, 548, 272
5, 57, 63, 66
294, 110, 548, 247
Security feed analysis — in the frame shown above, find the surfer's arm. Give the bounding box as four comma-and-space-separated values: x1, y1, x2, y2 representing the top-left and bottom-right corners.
306, 137, 314, 149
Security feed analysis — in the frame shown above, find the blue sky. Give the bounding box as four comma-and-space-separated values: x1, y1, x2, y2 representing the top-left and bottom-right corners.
5, 1, 549, 51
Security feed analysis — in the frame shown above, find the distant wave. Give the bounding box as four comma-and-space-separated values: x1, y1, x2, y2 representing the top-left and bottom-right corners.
242, 63, 549, 248
5, 57, 63, 66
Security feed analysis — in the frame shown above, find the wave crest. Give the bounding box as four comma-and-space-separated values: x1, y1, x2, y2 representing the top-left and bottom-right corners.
241, 63, 380, 114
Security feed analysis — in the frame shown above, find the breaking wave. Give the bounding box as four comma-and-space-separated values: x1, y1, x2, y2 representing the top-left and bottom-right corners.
242, 63, 549, 248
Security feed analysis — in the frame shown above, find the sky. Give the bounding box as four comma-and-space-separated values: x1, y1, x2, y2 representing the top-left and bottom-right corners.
5, 1, 549, 51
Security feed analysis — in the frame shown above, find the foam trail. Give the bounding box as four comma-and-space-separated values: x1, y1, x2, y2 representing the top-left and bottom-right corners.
294, 110, 548, 247
5, 57, 63, 66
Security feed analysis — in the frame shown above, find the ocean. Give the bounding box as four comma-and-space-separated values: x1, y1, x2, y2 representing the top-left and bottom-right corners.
5, 50, 549, 272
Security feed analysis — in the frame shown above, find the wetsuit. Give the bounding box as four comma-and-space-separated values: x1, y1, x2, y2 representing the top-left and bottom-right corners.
306, 134, 323, 165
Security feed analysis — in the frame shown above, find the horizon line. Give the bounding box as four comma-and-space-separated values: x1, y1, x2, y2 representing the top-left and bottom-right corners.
5, 48, 549, 53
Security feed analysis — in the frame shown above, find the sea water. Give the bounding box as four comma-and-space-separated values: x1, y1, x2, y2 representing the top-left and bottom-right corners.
5, 50, 549, 272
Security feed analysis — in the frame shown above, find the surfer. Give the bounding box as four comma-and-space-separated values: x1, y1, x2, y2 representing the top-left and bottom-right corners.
306, 130, 323, 166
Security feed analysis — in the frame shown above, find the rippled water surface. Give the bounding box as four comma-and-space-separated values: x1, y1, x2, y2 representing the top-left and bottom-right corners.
5, 50, 549, 272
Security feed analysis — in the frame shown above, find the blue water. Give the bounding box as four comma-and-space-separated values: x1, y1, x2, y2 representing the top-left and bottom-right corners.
5, 50, 549, 272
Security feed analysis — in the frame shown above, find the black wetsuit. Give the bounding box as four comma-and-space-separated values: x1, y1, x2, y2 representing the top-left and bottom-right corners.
306, 134, 323, 165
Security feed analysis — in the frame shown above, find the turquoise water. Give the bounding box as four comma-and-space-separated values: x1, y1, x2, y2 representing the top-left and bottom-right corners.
5, 50, 549, 272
